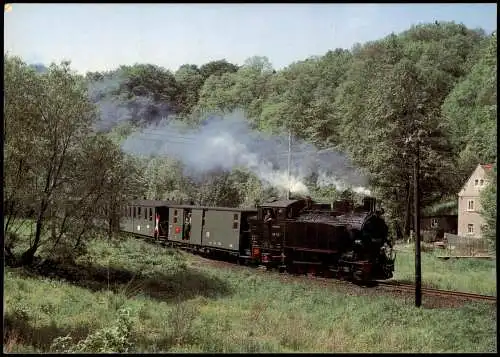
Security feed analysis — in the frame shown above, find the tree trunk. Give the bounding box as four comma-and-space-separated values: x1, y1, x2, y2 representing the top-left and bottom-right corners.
21, 199, 47, 265
21, 218, 42, 265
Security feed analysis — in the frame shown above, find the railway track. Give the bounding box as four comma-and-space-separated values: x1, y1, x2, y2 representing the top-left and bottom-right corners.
142, 236, 497, 304
375, 281, 497, 302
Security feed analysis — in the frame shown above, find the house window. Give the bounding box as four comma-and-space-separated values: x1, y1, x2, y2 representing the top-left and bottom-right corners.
431, 218, 439, 228
479, 179, 484, 186
474, 179, 479, 186
467, 200, 474, 211
467, 224, 474, 234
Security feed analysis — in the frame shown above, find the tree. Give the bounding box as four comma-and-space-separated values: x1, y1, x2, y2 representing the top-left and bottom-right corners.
442, 33, 497, 176
175, 64, 204, 116
194, 56, 275, 123
334, 23, 485, 238
141, 156, 190, 202
259, 58, 321, 136
480, 163, 497, 248
4, 56, 136, 264
192, 71, 239, 120
87, 135, 144, 241
194, 169, 242, 207
4, 57, 97, 263
259, 50, 352, 144
87, 67, 175, 130
119, 63, 179, 104
199, 59, 239, 80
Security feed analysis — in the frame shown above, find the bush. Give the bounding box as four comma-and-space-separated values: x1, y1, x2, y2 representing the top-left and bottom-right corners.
51, 307, 133, 353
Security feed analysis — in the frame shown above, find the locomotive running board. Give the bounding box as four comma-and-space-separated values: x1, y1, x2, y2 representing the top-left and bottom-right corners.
292, 260, 323, 265
287, 247, 339, 254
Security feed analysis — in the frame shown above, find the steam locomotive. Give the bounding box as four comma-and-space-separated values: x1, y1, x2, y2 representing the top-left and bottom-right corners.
120, 196, 395, 282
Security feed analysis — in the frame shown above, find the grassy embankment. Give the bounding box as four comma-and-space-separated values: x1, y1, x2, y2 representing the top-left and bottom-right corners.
4, 225, 497, 353
392, 243, 496, 295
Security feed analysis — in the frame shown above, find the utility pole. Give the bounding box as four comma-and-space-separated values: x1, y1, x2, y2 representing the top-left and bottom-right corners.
413, 141, 422, 307
287, 130, 292, 200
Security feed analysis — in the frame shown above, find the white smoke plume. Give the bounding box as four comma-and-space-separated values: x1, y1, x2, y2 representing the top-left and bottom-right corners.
121, 110, 371, 195
84, 69, 371, 196
87, 69, 174, 131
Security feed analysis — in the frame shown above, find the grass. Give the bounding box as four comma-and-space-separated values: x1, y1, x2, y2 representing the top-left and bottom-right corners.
3, 236, 497, 353
393, 243, 496, 296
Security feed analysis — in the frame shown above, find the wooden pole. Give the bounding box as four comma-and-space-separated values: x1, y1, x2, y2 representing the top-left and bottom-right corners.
287, 130, 291, 200
414, 142, 422, 307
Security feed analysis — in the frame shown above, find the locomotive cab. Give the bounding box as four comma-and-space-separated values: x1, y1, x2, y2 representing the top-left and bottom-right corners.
257, 199, 306, 222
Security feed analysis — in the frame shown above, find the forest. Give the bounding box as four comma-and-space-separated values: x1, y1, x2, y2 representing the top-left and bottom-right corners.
4, 21, 497, 265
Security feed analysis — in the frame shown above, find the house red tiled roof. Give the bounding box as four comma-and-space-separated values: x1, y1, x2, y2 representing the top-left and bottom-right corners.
481, 163, 494, 170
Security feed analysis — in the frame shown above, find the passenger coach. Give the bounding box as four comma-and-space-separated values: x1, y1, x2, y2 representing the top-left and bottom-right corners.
121, 200, 257, 259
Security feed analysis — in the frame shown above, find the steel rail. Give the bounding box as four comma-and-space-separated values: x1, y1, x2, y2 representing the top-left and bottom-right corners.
376, 281, 496, 302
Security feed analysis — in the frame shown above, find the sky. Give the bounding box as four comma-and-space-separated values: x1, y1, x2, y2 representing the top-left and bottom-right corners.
4, 3, 498, 74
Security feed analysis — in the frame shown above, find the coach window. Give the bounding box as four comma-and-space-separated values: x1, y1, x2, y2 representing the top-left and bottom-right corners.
149, 208, 153, 221
174, 209, 178, 224
138, 207, 141, 218
232, 214, 239, 230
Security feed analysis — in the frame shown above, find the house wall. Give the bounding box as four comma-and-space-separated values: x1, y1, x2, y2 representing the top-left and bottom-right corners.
457, 165, 489, 238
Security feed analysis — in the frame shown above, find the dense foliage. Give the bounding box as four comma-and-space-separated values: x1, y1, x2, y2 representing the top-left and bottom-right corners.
4, 22, 497, 262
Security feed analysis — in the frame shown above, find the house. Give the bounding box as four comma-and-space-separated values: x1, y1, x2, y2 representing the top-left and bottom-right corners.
457, 163, 493, 238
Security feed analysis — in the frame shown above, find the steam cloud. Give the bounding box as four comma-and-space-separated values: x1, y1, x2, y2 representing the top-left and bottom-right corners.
121, 111, 371, 196
87, 71, 371, 196
87, 69, 173, 132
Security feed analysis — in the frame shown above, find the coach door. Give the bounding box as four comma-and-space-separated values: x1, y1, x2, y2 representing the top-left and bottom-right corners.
155, 206, 169, 239
189, 209, 203, 246
169, 208, 184, 242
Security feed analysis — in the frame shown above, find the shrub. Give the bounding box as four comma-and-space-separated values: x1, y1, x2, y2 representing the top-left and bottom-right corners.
51, 307, 133, 353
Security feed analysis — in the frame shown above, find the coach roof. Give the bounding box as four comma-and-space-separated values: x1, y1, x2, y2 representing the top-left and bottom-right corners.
260, 199, 302, 208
